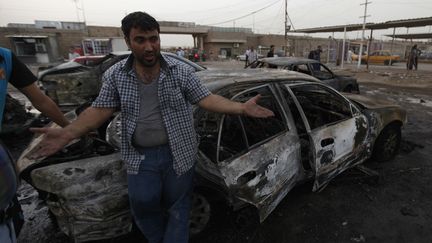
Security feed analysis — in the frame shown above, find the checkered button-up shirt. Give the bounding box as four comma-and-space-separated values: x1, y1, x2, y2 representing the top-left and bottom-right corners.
92, 53, 211, 175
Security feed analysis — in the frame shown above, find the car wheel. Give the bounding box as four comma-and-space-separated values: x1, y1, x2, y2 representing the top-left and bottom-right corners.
189, 192, 211, 236
372, 124, 401, 162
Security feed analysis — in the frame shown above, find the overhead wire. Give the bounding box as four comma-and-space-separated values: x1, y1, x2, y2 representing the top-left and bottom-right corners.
204, 0, 282, 26
264, 0, 284, 33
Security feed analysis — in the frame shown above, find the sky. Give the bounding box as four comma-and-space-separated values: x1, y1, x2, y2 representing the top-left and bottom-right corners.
1, 0, 431, 47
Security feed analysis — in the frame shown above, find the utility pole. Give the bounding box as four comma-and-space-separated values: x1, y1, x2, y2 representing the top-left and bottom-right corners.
253, 13, 255, 33
73, 0, 81, 22
357, 0, 371, 69
81, 0, 87, 26
284, 0, 288, 56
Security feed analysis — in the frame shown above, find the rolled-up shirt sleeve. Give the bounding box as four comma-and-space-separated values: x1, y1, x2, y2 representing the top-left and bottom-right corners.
92, 70, 120, 108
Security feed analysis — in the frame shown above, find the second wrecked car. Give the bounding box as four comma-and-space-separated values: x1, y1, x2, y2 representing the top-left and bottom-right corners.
37, 51, 206, 107
248, 57, 360, 93
18, 69, 406, 242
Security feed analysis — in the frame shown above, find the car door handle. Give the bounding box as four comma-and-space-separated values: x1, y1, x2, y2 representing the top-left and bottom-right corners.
237, 171, 257, 185
321, 138, 334, 147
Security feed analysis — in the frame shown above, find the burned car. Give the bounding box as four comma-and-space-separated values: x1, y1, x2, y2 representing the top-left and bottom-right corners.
248, 57, 360, 93
38, 51, 206, 107
17, 69, 406, 242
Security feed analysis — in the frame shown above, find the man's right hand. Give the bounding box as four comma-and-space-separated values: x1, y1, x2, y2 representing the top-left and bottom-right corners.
28, 127, 74, 159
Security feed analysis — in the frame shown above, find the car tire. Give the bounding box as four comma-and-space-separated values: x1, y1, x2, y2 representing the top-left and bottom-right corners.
372, 124, 401, 162
189, 192, 212, 236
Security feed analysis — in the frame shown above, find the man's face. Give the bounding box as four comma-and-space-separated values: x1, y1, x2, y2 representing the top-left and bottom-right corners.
125, 27, 161, 67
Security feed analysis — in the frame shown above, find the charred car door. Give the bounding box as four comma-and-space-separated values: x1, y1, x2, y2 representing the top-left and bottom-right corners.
216, 84, 302, 221
285, 83, 369, 191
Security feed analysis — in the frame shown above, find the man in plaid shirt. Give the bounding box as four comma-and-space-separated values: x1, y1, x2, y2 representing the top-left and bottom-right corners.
31, 12, 274, 243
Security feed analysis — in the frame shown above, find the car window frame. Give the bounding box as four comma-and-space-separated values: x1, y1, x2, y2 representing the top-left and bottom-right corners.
313, 63, 335, 80
216, 83, 289, 163
283, 82, 355, 132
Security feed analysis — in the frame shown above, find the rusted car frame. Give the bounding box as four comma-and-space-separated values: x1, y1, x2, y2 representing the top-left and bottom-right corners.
38, 52, 206, 107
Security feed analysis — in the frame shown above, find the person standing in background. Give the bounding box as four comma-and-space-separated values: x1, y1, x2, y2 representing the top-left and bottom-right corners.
308, 45, 322, 70
248, 46, 258, 64
176, 47, 185, 58
244, 47, 251, 67
347, 49, 353, 64
308, 45, 323, 62
68, 47, 80, 60
267, 45, 275, 57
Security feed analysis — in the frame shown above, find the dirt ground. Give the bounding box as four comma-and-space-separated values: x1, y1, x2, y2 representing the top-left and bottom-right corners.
8, 61, 432, 243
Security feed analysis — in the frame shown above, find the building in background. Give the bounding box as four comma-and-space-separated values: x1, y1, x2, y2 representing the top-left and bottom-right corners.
0, 20, 429, 64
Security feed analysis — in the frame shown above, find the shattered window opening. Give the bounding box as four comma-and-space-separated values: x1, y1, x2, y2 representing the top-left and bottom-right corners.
196, 84, 287, 163
290, 84, 353, 130
218, 85, 287, 162
313, 64, 334, 80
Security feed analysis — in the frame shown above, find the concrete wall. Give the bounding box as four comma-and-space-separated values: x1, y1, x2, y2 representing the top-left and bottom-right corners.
2, 24, 429, 63
0, 25, 126, 62
87, 26, 123, 38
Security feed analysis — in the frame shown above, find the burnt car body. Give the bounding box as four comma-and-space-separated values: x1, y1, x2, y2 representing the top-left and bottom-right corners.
38, 51, 206, 107
17, 69, 406, 242
248, 57, 360, 93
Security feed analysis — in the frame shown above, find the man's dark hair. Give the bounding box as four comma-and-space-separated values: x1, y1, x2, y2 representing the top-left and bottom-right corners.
121, 12, 160, 39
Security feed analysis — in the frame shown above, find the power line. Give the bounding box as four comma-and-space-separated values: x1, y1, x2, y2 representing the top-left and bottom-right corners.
204, 0, 282, 26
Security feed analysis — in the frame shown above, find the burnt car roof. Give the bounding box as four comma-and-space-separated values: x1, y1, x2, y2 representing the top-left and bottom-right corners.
196, 69, 320, 92
257, 57, 320, 66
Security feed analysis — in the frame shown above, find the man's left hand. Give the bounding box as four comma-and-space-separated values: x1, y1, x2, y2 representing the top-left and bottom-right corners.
243, 94, 274, 118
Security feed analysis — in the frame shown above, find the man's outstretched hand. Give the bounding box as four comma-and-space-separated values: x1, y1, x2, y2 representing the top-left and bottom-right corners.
28, 127, 74, 159
243, 94, 275, 118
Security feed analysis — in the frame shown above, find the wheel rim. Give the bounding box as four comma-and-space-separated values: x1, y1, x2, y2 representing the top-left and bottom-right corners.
189, 193, 211, 235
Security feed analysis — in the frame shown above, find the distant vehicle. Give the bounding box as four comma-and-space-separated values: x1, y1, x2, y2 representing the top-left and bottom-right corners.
188, 48, 208, 62
351, 50, 400, 65
38, 51, 206, 107
247, 57, 359, 93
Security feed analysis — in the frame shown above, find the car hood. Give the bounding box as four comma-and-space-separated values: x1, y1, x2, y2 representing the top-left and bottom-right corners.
16, 109, 80, 179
